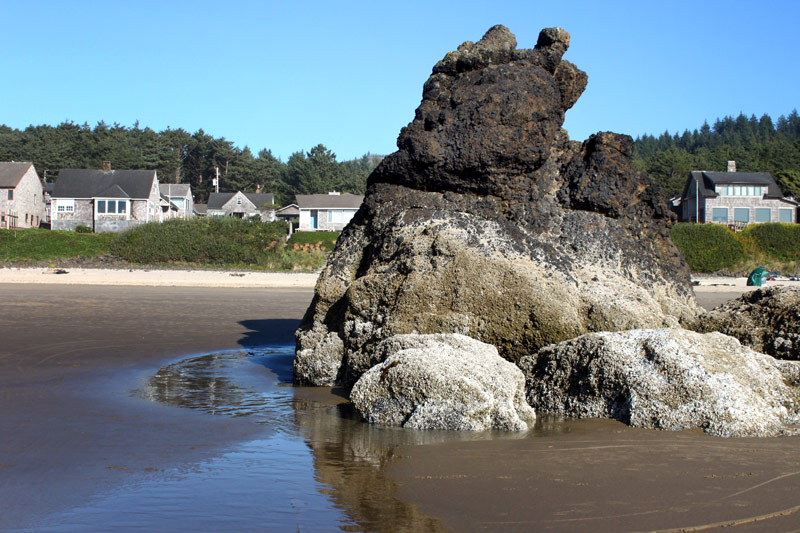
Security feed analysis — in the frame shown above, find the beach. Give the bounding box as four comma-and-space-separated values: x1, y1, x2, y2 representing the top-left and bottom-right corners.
2, 271, 799, 531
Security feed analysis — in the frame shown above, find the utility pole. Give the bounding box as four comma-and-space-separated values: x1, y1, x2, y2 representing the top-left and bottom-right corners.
695, 175, 699, 223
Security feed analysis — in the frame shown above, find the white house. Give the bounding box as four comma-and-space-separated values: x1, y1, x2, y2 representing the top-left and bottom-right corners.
295, 192, 363, 231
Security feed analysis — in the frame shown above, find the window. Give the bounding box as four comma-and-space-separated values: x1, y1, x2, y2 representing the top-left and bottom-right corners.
712, 207, 728, 223
779, 209, 794, 223
170, 198, 185, 208
717, 185, 762, 197
7, 190, 13, 201
97, 200, 126, 215
328, 210, 343, 223
56, 200, 75, 213
755, 208, 771, 223
236, 196, 242, 205
734, 208, 749, 223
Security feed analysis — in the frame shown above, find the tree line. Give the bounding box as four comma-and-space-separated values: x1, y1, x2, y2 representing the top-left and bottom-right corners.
634, 110, 800, 199
0, 121, 382, 206
4, 110, 799, 207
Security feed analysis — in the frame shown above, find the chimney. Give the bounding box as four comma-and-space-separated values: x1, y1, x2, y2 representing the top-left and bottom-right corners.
102, 161, 112, 171
726, 160, 736, 173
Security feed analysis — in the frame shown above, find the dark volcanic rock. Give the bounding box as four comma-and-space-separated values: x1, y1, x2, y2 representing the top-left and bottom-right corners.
295, 25, 699, 387
694, 286, 800, 360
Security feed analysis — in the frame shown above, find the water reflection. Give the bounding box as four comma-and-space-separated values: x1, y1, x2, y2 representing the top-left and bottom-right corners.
133, 347, 581, 532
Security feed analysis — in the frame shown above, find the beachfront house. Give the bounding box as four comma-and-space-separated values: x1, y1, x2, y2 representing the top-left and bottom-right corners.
159, 183, 194, 219
50, 168, 163, 232
0, 162, 46, 229
678, 161, 798, 228
295, 192, 363, 231
205, 191, 276, 221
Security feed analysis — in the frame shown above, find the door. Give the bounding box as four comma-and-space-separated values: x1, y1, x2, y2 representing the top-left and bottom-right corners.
310, 210, 318, 229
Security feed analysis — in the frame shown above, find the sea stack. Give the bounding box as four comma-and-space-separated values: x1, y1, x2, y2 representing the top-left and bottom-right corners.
294, 25, 699, 388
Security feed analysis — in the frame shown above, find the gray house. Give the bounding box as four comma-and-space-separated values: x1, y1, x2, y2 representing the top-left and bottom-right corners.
159, 183, 194, 219
296, 192, 363, 231
206, 191, 276, 221
50, 169, 163, 232
679, 162, 798, 227
0, 162, 45, 229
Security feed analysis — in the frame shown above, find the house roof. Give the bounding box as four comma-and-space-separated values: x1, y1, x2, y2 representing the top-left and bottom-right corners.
194, 203, 207, 215
159, 183, 191, 197
207, 191, 275, 210
685, 171, 787, 200
0, 162, 35, 188
276, 203, 299, 216
52, 169, 157, 199
295, 193, 363, 209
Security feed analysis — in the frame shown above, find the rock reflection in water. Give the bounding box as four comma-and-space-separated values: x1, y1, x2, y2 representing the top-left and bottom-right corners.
139, 348, 576, 532
139, 348, 295, 428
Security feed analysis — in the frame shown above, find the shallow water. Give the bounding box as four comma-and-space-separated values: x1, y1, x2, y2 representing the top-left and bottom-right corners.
24, 345, 800, 532
32, 346, 507, 531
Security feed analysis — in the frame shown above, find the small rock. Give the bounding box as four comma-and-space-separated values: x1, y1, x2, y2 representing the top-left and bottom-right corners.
695, 286, 800, 360
351, 334, 536, 431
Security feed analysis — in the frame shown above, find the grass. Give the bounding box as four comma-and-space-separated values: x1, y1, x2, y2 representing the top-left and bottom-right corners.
0, 228, 115, 262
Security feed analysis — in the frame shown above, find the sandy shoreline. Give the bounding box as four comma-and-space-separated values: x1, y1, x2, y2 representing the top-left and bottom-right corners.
4, 266, 800, 294
0, 266, 319, 287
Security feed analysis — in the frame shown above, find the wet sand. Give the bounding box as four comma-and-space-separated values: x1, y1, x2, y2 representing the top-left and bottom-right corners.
4, 281, 799, 531
0, 284, 313, 530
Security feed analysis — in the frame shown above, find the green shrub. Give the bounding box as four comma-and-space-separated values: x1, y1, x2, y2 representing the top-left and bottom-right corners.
0, 228, 114, 261
670, 223, 746, 273
109, 218, 326, 270
287, 231, 340, 252
75, 225, 93, 233
741, 223, 800, 261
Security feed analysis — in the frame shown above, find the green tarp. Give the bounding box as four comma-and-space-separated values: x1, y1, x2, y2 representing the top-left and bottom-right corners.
747, 266, 767, 286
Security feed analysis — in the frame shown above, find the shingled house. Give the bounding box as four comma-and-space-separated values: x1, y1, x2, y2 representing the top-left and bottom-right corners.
295, 192, 363, 231
679, 162, 798, 227
0, 162, 45, 229
159, 183, 194, 219
50, 169, 163, 232
206, 191, 276, 221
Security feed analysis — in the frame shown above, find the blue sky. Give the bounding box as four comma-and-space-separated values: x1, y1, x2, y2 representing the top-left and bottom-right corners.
2, 1, 798, 161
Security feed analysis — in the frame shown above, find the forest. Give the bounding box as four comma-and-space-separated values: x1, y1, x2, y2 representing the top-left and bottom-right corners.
1, 108, 799, 207
633, 110, 800, 199
0, 122, 381, 206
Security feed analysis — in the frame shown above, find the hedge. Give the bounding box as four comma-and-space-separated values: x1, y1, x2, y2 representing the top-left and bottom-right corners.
669, 223, 746, 273
740, 223, 800, 261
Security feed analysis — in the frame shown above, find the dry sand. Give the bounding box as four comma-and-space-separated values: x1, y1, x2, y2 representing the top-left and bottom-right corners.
0, 266, 319, 288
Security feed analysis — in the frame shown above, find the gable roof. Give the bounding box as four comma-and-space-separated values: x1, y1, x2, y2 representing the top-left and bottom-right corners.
207, 191, 275, 210
159, 183, 191, 197
52, 169, 157, 199
685, 171, 786, 200
295, 193, 363, 209
0, 162, 35, 188
276, 203, 299, 216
